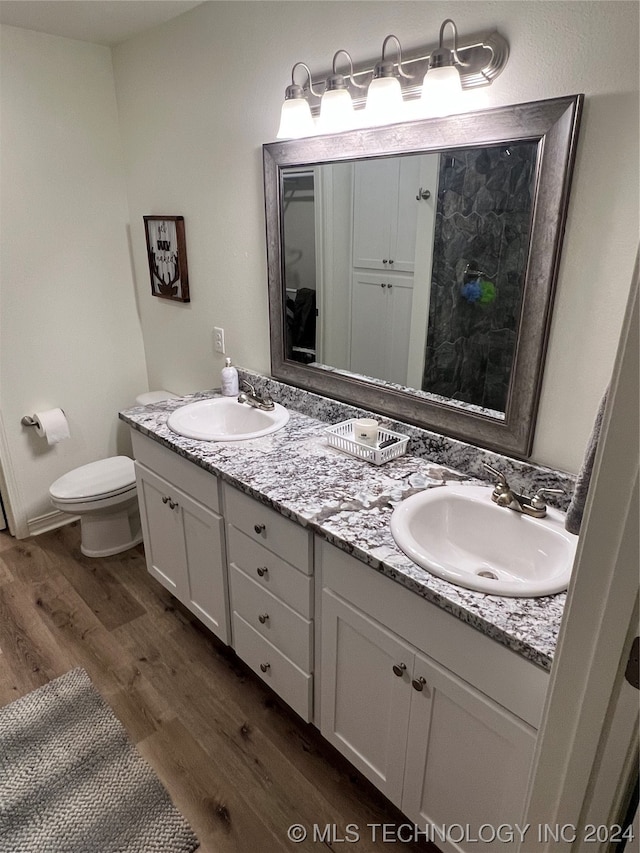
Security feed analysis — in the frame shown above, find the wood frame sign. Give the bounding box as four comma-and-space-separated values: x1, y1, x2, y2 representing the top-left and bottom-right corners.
143, 215, 190, 302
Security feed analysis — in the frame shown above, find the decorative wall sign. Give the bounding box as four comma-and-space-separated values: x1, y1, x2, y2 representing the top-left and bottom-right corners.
143, 215, 190, 302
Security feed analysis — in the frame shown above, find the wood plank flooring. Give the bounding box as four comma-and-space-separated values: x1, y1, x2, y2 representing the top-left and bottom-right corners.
0, 525, 438, 852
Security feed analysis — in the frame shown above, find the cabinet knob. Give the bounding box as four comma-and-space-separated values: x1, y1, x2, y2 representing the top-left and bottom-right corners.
387, 283, 393, 289
412, 676, 427, 692
388, 259, 394, 265
254, 523, 266, 535
169, 500, 179, 510
392, 662, 407, 677
260, 663, 270, 673
256, 566, 269, 578
381, 282, 387, 288
162, 496, 170, 504
382, 258, 388, 264
258, 613, 269, 624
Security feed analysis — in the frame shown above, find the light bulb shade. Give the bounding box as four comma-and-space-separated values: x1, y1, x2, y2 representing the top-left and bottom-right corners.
420, 65, 463, 117
364, 75, 403, 125
319, 88, 355, 133
276, 97, 315, 139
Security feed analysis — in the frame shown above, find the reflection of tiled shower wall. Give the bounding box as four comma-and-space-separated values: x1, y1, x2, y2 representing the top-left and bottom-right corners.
422, 143, 537, 412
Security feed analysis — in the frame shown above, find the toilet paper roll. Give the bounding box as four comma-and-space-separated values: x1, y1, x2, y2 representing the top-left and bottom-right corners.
33, 408, 70, 445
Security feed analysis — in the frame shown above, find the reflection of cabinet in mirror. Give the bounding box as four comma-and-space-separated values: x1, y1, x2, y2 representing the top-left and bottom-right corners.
351, 156, 437, 386
312, 155, 438, 386
350, 272, 414, 384
282, 146, 537, 398
352, 157, 421, 273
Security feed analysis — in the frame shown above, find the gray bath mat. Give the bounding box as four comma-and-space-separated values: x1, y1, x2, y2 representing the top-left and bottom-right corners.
0, 667, 199, 852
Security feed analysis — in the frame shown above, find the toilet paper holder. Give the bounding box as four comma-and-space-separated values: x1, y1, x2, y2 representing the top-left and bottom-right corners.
21, 411, 65, 427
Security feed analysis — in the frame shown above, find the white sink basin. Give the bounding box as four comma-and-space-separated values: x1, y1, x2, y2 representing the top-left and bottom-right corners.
390, 484, 577, 597
167, 397, 289, 441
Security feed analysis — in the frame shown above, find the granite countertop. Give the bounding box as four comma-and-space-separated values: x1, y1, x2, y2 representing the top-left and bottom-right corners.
120, 391, 566, 671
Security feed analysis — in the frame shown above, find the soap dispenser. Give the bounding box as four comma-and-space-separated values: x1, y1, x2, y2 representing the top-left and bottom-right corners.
221, 357, 239, 396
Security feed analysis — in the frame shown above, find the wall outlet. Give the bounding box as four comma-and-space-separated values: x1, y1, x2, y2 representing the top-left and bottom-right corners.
213, 326, 225, 354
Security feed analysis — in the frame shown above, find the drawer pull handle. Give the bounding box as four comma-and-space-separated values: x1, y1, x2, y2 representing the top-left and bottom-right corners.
162, 496, 170, 504
260, 663, 270, 673
258, 613, 269, 624
392, 663, 407, 677
254, 523, 266, 535
412, 676, 427, 692
256, 566, 269, 578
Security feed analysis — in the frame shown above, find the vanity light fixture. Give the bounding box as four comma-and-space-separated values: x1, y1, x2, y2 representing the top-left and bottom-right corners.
420, 19, 466, 117
318, 50, 365, 134
275, 20, 509, 138
364, 35, 411, 126
276, 62, 318, 139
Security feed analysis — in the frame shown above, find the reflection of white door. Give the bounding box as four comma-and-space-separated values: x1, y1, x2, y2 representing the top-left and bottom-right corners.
407, 155, 440, 389
316, 162, 353, 370
350, 272, 413, 385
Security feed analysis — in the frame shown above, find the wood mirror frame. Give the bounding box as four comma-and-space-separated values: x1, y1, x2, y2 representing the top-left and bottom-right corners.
263, 94, 583, 457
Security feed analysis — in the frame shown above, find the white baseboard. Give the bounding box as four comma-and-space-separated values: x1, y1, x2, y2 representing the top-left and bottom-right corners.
27, 510, 79, 538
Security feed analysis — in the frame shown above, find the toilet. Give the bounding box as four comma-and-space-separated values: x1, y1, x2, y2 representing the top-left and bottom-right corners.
48, 391, 178, 557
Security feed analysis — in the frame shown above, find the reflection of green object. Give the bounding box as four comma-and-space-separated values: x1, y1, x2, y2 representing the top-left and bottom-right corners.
478, 279, 496, 304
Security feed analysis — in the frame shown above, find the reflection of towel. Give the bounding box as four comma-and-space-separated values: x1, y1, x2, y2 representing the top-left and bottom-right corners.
565, 388, 608, 535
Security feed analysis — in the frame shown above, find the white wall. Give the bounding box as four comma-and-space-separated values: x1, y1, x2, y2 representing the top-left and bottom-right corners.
111, 0, 638, 474
0, 26, 148, 534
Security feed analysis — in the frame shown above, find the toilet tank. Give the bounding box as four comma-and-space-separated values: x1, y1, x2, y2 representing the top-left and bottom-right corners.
135, 390, 179, 406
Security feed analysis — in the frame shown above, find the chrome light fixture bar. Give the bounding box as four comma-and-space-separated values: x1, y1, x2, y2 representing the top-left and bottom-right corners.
276, 21, 509, 138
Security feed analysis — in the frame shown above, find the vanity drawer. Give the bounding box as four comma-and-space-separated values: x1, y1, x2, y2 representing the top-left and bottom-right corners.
227, 525, 312, 618
131, 431, 220, 514
230, 564, 312, 671
233, 612, 312, 722
223, 485, 311, 574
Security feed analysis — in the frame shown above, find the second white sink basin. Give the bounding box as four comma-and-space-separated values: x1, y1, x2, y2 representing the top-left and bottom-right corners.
390, 484, 577, 597
167, 397, 289, 441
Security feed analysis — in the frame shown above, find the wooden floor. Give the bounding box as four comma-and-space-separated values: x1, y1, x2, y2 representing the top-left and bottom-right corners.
0, 524, 437, 852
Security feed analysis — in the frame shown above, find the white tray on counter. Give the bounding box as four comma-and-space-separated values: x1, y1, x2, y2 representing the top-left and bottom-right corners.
325, 420, 409, 466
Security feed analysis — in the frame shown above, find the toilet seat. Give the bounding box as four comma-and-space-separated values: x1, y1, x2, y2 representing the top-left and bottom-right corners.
49, 456, 136, 504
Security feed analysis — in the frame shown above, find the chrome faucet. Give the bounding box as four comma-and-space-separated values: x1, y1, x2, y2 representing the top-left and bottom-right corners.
483, 464, 563, 518
237, 380, 275, 411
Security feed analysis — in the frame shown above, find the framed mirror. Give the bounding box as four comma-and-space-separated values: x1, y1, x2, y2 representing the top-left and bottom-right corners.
263, 95, 583, 457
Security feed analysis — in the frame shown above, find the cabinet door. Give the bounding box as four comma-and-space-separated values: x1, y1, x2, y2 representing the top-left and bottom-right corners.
387, 276, 414, 385
353, 156, 420, 273
182, 492, 229, 644
135, 463, 189, 602
350, 273, 390, 380
402, 650, 536, 853
350, 272, 413, 385
352, 158, 396, 270
391, 155, 421, 272
135, 462, 229, 644
320, 589, 413, 806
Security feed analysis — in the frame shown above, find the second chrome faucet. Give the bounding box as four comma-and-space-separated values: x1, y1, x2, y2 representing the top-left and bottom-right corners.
483, 463, 563, 518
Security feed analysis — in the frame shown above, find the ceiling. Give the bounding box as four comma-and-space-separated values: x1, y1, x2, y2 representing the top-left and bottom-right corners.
0, 1, 204, 47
